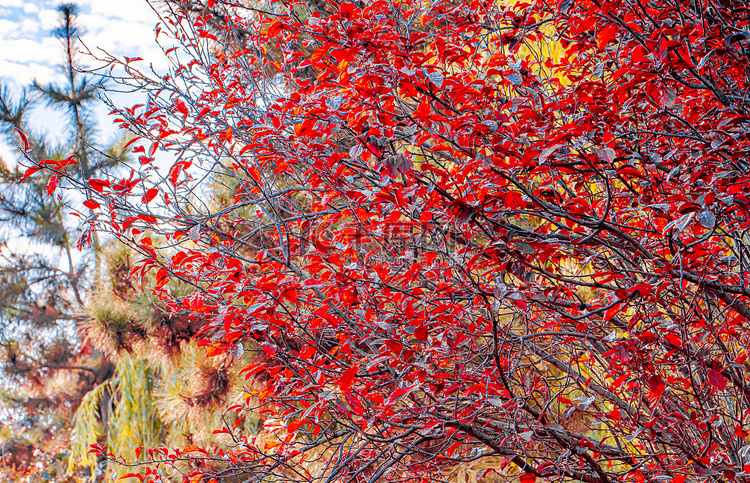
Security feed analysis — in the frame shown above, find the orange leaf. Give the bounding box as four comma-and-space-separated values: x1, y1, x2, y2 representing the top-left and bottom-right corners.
119, 473, 143, 481
264, 439, 283, 450
265, 19, 282, 36
205, 346, 226, 357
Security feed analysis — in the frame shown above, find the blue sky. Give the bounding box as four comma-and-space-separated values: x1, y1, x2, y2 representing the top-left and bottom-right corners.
0, 0, 167, 160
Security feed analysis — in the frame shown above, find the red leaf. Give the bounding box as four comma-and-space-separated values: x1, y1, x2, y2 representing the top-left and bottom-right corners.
154, 267, 168, 290
83, 199, 100, 209
169, 161, 191, 186
143, 188, 159, 204
42, 156, 76, 169
57, 155, 77, 168
414, 101, 431, 122
261, 343, 277, 356
519, 473, 536, 483
46, 175, 59, 195
338, 366, 358, 393
88, 178, 110, 193
88, 443, 104, 454
617, 166, 645, 179
199, 30, 218, 41
414, 325, 428, 341
708, 369, 727, 391
387, 386, 412, 404
597, 24, 617, 50
648, 374, 665, 399
603, 303, 620, 321
19, 166, 42, 182
174, 98, 188, 117
15, 128, 29, 152
384, 339, 403, 355
123, 136, 141, 149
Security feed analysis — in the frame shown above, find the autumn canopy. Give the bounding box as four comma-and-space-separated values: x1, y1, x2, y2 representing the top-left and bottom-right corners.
18, 0, 750, 481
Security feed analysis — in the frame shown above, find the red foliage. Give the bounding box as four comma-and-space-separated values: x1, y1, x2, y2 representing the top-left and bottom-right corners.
30, 0, 750, 481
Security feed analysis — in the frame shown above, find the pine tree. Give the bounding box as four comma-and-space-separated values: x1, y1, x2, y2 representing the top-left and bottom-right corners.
67, 215, 258, 482
0, 5, 129, 481
0, 5, 262, 481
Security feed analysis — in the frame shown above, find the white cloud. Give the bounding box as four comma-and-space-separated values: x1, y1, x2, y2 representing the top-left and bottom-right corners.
37, 7, 60, 30
78, 0, 158, 23
0, 19, 20, 37
83, 16, 156, 49
0, 60, 57, 86
0, 37, 60, 64
17, 19, 42, 40
0, 0, 169, 81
